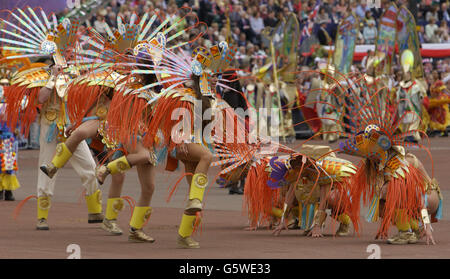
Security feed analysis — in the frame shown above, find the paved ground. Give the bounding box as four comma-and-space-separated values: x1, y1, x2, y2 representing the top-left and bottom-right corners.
1, 138, 450, 259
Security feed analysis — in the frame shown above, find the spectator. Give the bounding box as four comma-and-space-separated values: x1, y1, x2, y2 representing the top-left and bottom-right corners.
106, 12, 117, 28
250, 11, 265, 35
439, 2, 450, 24
355, 2, 369, 20
335, 0, 348, 16
363, 19, 377, 44
418, 25, 426, 44
417, 10, 427, 26
439, 20, 449, 39
231, 27, 241, 42
249, 11, 264, 45
425, 17, 439, 42
229, 4, 242, 26
238, 10, 253, 41
426, 5, 439, 23
315, 7, 330, 24
317, 21, 331, 45
237, 32, 247, 47
93, 11, 108, 35
264, 10, 278, 28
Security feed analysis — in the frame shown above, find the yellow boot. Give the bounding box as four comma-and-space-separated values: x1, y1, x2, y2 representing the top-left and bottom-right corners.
40, 143, 72, 178
185, 173, 208, 214
101, 198, 124, 235
128, 206, 154, 243
177, 214, 200, 249
96, 156, 131, 185
36, 196, 51, 230
85, 189, 104, 223
336, 214, 351, 236
387, 209, 417, 244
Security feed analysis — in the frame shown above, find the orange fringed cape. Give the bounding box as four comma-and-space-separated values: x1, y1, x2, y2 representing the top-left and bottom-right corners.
142, 88, 194, 152
105, 88, 153, 148
66, 83, 109, 129
350, 159, 426, 237
243, 160, 281, 228
4, 85, 40, 137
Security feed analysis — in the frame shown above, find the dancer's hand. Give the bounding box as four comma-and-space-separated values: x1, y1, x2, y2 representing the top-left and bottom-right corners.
177, 142, 189, 157
272, 221, 288, 236
50, 65, 63, 77
307, 225, 323, 238
424, 224, 436, 245
65, 124, 75, 137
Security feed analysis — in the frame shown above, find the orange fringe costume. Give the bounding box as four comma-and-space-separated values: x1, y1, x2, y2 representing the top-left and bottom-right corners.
4, 64, 47, 137
242, 146, 357, 234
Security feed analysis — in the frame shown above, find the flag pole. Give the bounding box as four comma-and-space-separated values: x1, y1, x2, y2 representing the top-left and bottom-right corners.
270, 39, 286, 142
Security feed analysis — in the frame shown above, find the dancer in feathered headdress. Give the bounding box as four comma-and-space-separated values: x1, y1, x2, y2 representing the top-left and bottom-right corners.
0, 7, 105, 230
220, 138, 358, 238
112, 40, 242, 248
334, 69, 442, 245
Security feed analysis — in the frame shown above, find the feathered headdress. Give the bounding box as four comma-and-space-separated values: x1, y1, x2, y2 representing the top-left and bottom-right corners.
131, 41, 237, 98
0, 7, 80, 67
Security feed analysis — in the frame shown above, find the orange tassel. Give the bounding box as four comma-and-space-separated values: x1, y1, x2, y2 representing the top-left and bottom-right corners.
243, 160, 280, 228
5, 85, 40, 137
12, 195, 37, 220
121, 195, 136, 221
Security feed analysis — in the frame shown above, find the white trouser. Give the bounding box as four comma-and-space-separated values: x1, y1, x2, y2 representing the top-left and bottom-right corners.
37, 117, 99, 197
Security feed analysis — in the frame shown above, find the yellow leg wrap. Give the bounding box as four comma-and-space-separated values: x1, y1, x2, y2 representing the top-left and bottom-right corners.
271, 207, 283, 218
107, 156, 131, 174
178, 214, 197, 238
37, 196, 51, 220
85, 190, 103, 214
410, 219, 419, 231
105, 198, 124, 220
337, 214, 351, 225
0, 174, 20, 191
189, 173, 208, 202
395, 209, 411, 231
129, 206, 152, 230
51, 143, 73, 168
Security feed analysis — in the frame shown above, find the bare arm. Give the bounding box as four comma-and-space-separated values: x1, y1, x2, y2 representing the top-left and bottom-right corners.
272, 183, 296, 236
39, 66, 61, 104
307, 184, 331, 238
38, 86, 53, 104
